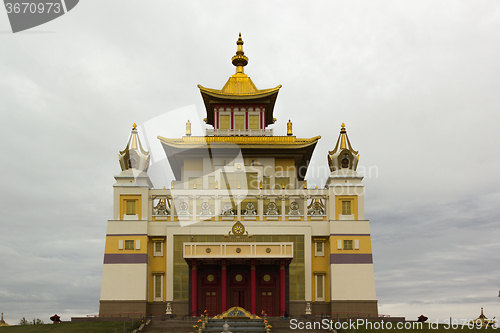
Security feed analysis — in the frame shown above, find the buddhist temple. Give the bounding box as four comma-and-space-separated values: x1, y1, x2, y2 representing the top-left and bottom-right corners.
99, 34, 378, 318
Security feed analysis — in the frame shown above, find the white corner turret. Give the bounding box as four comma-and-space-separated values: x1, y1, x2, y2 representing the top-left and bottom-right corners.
115, 123, 152, 188
118, 123, 150, 173
327, 123, 360, 174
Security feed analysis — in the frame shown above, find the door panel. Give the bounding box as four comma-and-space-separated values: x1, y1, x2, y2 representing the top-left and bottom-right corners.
204, 291, 217, 317
232, 290, 246, 308
260, 291, 274, 316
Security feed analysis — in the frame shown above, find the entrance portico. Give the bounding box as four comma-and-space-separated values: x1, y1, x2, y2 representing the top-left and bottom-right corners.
184, 242, 293, 316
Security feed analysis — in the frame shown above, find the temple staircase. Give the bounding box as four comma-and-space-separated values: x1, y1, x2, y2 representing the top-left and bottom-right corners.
201, 307, 267, 333
202, 318, 266, 333
140, 316, 199, 333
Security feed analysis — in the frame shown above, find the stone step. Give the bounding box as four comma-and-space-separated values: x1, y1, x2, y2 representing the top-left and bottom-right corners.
203, 318, 266, 333
141, 318, 200, 333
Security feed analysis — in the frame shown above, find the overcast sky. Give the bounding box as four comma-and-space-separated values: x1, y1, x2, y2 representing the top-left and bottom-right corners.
1, 0, 499, 325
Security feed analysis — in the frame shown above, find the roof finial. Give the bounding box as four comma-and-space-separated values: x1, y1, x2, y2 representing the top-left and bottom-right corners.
232, 33, 248, 74
287, 119, 293, 136
340, 123, 347, 149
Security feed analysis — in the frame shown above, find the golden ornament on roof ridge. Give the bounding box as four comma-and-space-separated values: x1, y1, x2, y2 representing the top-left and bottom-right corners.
232, 33, 249, 72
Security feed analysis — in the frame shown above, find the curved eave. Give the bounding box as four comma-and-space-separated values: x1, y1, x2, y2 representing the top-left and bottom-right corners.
198, 84, 281, 127
158, 135, 320, 181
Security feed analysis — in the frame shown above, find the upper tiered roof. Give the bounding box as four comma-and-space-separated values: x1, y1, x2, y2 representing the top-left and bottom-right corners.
198, 33, 282, 128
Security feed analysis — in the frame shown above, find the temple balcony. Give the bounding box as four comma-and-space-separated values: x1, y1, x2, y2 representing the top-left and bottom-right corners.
149, 188, 329, 222
206, 128, 273, 136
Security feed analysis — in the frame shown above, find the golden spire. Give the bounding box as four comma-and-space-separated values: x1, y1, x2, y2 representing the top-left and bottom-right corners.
186, 120, 192, 136
287, 119, 293, 136
340, 123, 347, 149
232, 33, 248, 74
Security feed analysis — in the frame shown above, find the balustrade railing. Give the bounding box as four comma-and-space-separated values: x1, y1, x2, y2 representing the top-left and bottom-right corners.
205, 128, 273, 136
149, 188, 329, 222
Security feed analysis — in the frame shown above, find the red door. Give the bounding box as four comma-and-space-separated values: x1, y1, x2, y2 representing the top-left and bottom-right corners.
204, 291, 217, 317
232, 290, 246, 308
260, 291, 274, 316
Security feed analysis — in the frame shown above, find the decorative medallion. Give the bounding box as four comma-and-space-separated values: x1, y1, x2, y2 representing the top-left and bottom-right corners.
207, 274, 214, 282
200, 202, 212, 215
236, 247, 241, 253
222, 202, 235, 216
243, 202, 257, 215
289, 201, 300, 215
178, 201, 189, 215
263, 274, 271, 282
235, 274, 243, 282
266, 247, 271, 253
265, 202, 278, 215
205, 248, 211, 253
231, 221, 245, 236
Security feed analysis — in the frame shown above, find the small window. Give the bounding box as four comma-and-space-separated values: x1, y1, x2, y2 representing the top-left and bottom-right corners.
249, 115, 259, 130
246, 173, 259, 190
315, 274, 324, 301
125, 240, 134, 250
342, 201, 351, 215
343, 240, 353, 250
126, 200, 136, 215
220, 115, 230, 130
354, 240, 360, 250
155, 275, 162, 300
234, 115, 245, 130
154, 242, 163, 257
315, 242, 324, 257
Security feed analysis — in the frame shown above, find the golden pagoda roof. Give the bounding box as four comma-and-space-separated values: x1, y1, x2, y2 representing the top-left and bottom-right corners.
198, 33, 281, 127
198, 80, 281, 99
158, 135, 320, 148
158, 135, 321, 181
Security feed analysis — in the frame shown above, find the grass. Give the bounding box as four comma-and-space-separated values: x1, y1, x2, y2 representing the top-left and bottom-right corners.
1, 321, 496, 332
0, 321, 139, 333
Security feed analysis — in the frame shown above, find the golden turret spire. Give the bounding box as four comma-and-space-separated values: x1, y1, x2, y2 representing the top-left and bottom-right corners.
340, 123, 347, 149
118, 123, 150, 172
327, 123, 360, 172
232, 33, 249, 74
